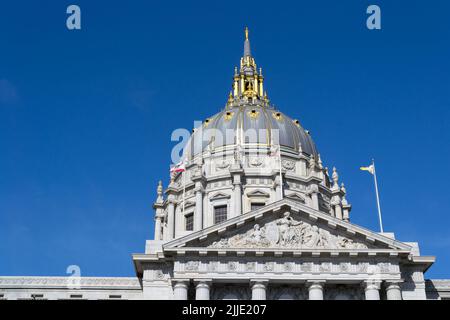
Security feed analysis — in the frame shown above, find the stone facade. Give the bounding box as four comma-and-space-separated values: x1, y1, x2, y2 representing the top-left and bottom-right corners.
0, 28, 448, 300
132, 199, 437, 300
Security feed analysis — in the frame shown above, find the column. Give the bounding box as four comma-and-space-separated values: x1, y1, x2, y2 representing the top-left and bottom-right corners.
251, 281, 268, 300
195, 281, 211, 300
385, 281, 402, 300
233, 182, 242, 217
194, 183, 203, 231
364, 280, 381, 300
307, 281, 324, 300
167, 200, 175, 240
173, 281, 189, 300
230, 168, 243, 218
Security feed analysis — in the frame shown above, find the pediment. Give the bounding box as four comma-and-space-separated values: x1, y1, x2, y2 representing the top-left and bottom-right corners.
209, 192, 231, 201
246, 189, 270, 198
285, 192, 306, 203
207, 216, 369, 250
163, 199, 412, 253
183, 201, 196, 209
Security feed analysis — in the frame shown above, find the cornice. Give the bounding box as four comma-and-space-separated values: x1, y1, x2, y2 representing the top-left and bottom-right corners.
0, 277, 141, 289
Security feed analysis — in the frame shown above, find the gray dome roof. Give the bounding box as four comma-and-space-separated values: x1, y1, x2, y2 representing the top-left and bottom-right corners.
184, 104, 318, 159
182, 28, 318, 161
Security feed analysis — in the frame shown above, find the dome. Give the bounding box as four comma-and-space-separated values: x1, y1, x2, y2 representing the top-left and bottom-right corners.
182, 27, 318, 161
184, 104, 318, 159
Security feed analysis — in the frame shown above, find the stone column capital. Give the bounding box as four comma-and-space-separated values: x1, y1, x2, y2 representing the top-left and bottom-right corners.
363, 280, 382, 291
363, 280, 382, 300
251, 279, 268, 300
385, 280, 403, 287
195, 279, 211, 301
194, 279, 212, 286
306, 280, 326, 289
173, 279, 190, 300
307, 280, 325, 300
250, 279, 269, 287
173, 279, 190, 287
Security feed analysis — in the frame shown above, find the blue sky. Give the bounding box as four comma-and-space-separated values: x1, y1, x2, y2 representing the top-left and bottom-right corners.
0, 0, 449, 278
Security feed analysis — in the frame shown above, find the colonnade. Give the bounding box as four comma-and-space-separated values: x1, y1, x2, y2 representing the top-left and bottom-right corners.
172, 279, 403, 300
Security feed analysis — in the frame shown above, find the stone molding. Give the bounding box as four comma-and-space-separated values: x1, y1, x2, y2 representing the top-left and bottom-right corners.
0, 277, 140, 289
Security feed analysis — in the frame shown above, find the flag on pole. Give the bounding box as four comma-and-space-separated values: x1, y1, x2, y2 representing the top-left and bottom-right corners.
360, 164, 374, 175
170, 160, 186, 173
360, 160, 384, 233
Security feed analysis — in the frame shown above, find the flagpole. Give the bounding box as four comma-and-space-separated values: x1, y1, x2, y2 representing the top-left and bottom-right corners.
279, 145, 283, 199
182, 164, 186, 216
372, 159, 384, 233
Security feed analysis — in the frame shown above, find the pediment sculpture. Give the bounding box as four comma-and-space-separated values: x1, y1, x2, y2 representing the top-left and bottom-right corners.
209, 212, 368, 250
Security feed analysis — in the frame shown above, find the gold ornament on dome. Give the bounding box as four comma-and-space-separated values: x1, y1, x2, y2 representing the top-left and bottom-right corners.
224, 111, 234, 121
272, 112, 283, 121
248, 109, 260, 119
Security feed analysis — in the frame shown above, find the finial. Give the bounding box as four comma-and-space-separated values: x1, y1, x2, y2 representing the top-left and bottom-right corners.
332, 167, 339, 187
318, 154, 323, 169
156, 180, 163, 203
227, 91, 233, 105
157, 180, 163, 195
340, 182, 346, 193
341, 183, 348, 206
243, 27, 251, 57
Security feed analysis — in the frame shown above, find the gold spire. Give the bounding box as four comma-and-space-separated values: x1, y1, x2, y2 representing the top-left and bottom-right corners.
228, 28, 269, 103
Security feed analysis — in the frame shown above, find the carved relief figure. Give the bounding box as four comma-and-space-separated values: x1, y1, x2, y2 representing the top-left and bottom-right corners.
276, 212, 303, 245
302, 225, 320, 248
249, 224, 263, 244
209, 212, 369, 250
336, 236, 368, 249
